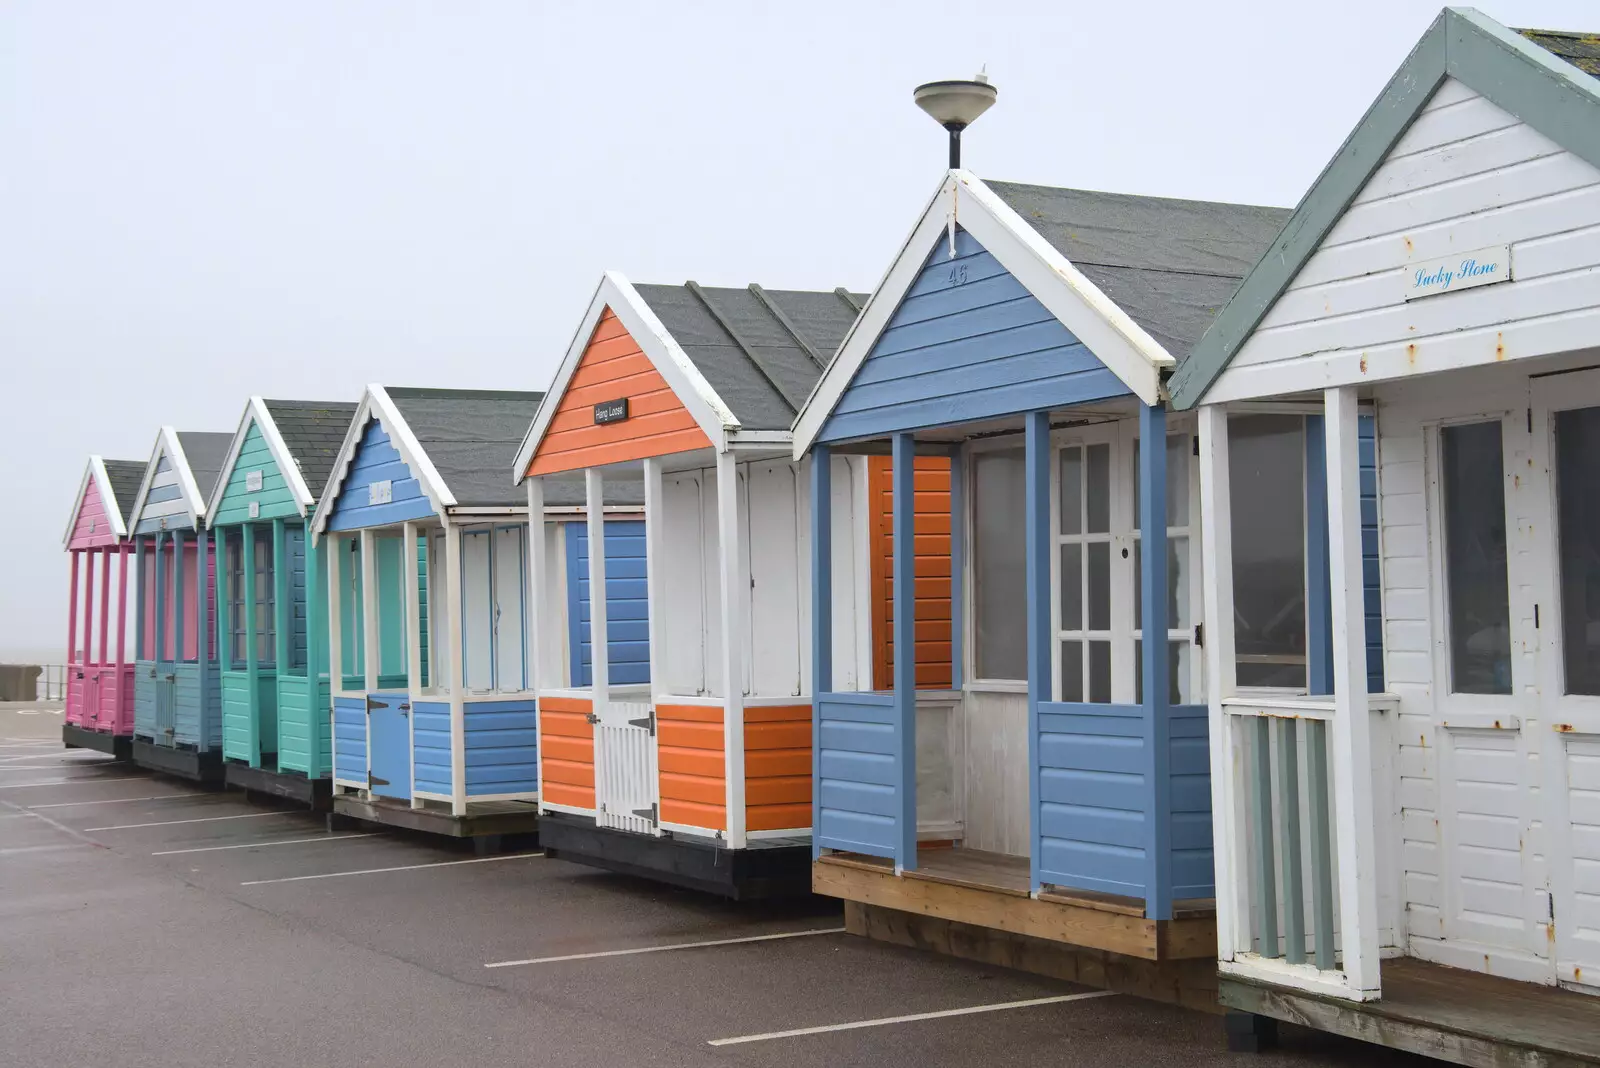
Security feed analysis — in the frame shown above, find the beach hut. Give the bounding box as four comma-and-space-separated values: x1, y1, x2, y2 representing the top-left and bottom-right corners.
1166, 10, 1600, 1061
61, 455, 147, 757
791, 170, 1299, 1001
309, 385, 643, 843
125, 428, 235, 780
204, 397, 357, 805
513, 273, 920, 898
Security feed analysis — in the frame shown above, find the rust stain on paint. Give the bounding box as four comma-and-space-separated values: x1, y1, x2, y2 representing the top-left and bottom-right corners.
1404, 236, 1414, 253
1360, 355, 1369, 374
1557, 723, 1576, 732
1495, 332, 1505, 360
1407, 343, 1417, 366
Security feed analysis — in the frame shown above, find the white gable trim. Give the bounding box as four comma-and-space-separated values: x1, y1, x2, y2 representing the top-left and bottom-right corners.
309, 384, 457, 542
204, 397, 317, 527
511, 271, 738, 481
791, 170, 1172, 457
62, 456, 128, 547
127, 427, 208, 533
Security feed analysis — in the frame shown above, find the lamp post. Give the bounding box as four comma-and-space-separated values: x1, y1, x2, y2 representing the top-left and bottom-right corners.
913, 70, 997, 168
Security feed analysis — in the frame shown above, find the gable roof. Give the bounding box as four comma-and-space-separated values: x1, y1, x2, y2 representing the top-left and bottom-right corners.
1168, 7, 1600, 409
126, 427, 235, 532
63, 455, 144, 546
103, 460, 146, 520
1520, 27, 1600, 77
514, 272, 864, 478
206, 397, 361, 523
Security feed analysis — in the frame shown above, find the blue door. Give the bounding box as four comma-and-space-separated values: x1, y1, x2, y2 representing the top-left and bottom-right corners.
367, 691, 411, 801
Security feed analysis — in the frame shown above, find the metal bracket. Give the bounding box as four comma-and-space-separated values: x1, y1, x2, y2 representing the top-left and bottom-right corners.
369, 774, 390, 787
632, 802, 658, 822
627, 710, 655, 736
585, 712, 600, 724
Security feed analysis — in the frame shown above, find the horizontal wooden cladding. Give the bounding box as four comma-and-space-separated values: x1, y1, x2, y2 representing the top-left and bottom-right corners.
657, 703, 725, 831
745, 704, 812, 832
527, 308, 713, 476
869, 455, 954, 691
540, 696, 595, 810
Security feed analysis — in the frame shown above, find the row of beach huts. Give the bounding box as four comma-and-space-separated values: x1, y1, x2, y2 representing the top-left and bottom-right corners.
54, 11, 1600, 1065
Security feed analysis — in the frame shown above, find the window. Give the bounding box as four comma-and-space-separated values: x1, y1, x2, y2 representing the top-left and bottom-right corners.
1057, 442, 1112, 701
1440, 421, 1511, 695
972, 448, 1027, 680
1229, 415, 1307, 688
1556, 406, 1600, 696
227, 530, 275, 667
1134, 433, 1195, 705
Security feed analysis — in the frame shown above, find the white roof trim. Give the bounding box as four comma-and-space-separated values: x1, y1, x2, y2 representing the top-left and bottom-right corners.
512, 271, 739, 482
308, 384, 457, 542
126, 427, 208, 533
204, 397, 317, 527
791, 170, 1173, 457
62, 456, 128, 547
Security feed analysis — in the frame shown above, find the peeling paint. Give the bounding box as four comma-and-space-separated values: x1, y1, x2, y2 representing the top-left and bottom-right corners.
1495, 331, 1506, 360
1407, 342, 1417, 366
1556, 723, 1575, 732
1360, 355, 1369, 374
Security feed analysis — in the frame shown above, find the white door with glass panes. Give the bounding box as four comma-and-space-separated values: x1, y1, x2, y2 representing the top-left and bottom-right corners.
1050, 418, 1201, 705
1531, 369, 1600, 993
1423, 407, 1549, 982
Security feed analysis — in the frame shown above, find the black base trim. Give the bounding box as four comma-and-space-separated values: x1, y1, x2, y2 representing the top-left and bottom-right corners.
62, 724, 132, 760
1224, 1010, 1280, 1053
224, 762, 332, 809
131, 740, 225, 783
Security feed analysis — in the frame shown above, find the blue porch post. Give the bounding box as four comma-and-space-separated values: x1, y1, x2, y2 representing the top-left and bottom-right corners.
949, 448, 965, 691
173, 532, 186, 663
1140, 402, 1173, 921
153, 532, 167, 663
891, 433, 918, 870
1305, 416, 1334, 696
810, 446, 832, 860
134, 537, 147, 662
1024, 410, 1051, 892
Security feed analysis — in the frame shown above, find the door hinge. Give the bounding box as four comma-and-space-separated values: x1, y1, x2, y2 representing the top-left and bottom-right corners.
585, 712, 599, 724
1545, 889, 1556, 925
369, 699, 388, 710
1528, 408, 1534, 433
368, 773, 390, 787
1192, 435, 1200, 457
628, 709, 656, 736
1194, 623, 1204, 649
632, 801, 658, 822
1535, 604, 1541, 629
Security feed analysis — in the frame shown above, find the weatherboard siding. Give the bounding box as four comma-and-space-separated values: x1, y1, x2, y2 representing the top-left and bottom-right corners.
134, 450, 194, 534
745, 704, 812, 832
539, 695, 595, 810
213, 422, 301, 525
463, 700, 539, 796
527, 308, 712, 477
868, 455, 952, 690
276, 674, 331, 776
817, 228, 1131, 444
657, 703, 725, 830
565, 520, 650, 687
1213, 78, 1600, 399
69, 476, 121, 549
333, 696, 367, 784
326, 418, 435, 532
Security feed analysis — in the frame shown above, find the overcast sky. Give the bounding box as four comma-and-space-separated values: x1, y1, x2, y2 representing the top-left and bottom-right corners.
3, 0, 1594, 660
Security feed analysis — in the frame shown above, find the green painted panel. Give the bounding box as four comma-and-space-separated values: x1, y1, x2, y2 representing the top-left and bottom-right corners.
213, 422, 301, 526
376, 536, 407, 677
221, 670, 253, 762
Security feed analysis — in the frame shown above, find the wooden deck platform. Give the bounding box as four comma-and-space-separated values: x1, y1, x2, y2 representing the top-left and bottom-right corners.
330, 794, 539, 853
814, 848, 1216, 961
1222, 957, 1600, 1067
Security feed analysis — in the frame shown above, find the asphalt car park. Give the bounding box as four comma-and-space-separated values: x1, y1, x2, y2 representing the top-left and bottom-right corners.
0, 705, 1434, 1068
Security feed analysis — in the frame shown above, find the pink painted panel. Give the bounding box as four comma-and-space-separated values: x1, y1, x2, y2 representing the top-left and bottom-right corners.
141, 549, 157, 660
66, 672, 87, 726
68, 476, 122, 550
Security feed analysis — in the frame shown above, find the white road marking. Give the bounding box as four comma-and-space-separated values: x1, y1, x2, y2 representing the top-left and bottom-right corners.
706, 990, 1117, 1046
29, 794, 201, 809
0, 843, 92, 856
153, 833, 380, 856
0, 742, 59, 749
85, 811, 293, 831
240, 852, 542, 885
0, 777, 145, 790
485, 926, 848, 969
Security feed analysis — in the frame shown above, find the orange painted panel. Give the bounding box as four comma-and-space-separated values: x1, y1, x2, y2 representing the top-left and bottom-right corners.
539, 697, 594, 810
743, 704, 812, 833
527, 308, 713, 476
656, 703, 725, 831
869, 456, 954, 691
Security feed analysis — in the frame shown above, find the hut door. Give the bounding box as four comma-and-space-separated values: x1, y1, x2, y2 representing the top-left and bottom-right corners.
1531, 370, 1600, 991
593, 698, 659, 836
154, 670, 176, 740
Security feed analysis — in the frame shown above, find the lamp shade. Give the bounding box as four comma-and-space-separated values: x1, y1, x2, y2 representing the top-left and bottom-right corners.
913, 75, 997, 129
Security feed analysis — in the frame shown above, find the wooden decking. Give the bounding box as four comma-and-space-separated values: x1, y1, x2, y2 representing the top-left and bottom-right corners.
1222, 957, 1600, 1067
814, 848, 1215, 961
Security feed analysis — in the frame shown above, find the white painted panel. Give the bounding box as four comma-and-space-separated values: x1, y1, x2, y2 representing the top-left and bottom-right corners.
828, 455, 869, 692
1384, 91, 1522, 160
594, 699, 657, 834
493, 526, 524, 692
747, 462, 803, 698
461, 529, 492, 691
429, 531, 452, 691
700, 472, 725, 698
1562, 735, 1600, 986
961, 688, 1030, 856
916, 692, 963, 837
660, 473, 707, 697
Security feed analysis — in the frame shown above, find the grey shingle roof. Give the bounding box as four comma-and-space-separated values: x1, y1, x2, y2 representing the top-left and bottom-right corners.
1519, 27, 1600, 77
175, 432, 236, 503
102, 460, 147, 521
986, 181, 1291, 362
632, 282, 865, 431
262, 399, 360, 502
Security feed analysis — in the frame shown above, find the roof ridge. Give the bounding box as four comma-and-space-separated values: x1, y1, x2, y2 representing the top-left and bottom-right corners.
683, 280, 809, 413
983, 177, 1289, 214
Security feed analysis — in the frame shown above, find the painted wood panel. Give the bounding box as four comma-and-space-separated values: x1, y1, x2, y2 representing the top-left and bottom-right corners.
170, 661, 222, 750
332, 696, 367, 785
527, 308, 711, 477
817, 228, 1131, 445
815, 690, 898, 857
68, 476, 120, 549
566, 520, 650, 687
657, 703, 724, 830
213, 422, 299, 526
746, 703, 811, 832
539, 695, 594, 809
1213, 78, 1600, 399
412, 700, 452, 796
747, 463, 805, 699
868, 456, 952, 690
463, 700, 539, 796
276, 674, 331, 776
960, 689, 1030, 855
658, 473, 708, 697
326, 418, 435, 532
134, 458, 193, 534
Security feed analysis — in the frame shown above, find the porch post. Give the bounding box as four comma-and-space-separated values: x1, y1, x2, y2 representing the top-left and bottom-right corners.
949, 447, 965, 690
584, 469, 610, 707
642, 458, 665, 707
403, 521, 422, 693
173, 532, 186, 663
215, 531, 227, 679
891, 433, 918, 870
1323, 385, 1381, 997
244, 523, 260, 763
304, 523, 326, 777
1197, 404, 1245, 959
1024, 411, 1050, 892
717, 450, 748, 849
444, 520, 467, 816
195, 527, 211, 739
82, 550, 95, 668
273, 519, 289, 677
67, 550, 80, 667
116, 545, 129, 669
134, 538, 147, 663
810, 447, 832, 859
360, 530, 379, 692
324, 532, 344, 784
1305, 416, 1334, 696
99, 548, 112, 668
152, 533, 166, 662
1140, 402, 1173, 921
525, 478, 550, 691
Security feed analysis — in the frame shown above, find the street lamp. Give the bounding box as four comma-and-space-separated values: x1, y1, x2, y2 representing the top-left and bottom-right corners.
913, 70, 997, 169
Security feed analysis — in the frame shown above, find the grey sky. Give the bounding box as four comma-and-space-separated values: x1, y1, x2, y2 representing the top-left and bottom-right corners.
3, 1, 1593, 659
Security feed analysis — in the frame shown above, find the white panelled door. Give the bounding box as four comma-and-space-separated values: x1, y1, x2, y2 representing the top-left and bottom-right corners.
593, 698, 659, 835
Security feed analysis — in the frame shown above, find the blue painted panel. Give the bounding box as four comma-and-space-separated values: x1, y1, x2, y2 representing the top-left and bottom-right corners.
134, 661, 157, 737
817, 228, 1133, 444
333, 696, 367, 784
143, 483, 184, 507
411, 700, 452, 796
814, 691, 900, 858
1359, 414, 1384, 693
1036, 702, 1150, 898
1168, 704, 1214, 900
463, 699, 538, 795
170, 661, 222, 751
368, 691, 410, 800
326, 418, 436, 532
286, 524, 309, 671
566, 520, 651, 687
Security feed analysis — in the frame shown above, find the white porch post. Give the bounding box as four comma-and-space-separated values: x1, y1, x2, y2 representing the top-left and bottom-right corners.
325, 531, 343, 791
717, 450, 747, 849
1324, 385, 1381, 997
584, 470, 610, 708
642, 458, 665, 707
404, 521, 424, 810
525, 478, 547, 693
1198, 404, 1246, 961
445, 520, 467, 816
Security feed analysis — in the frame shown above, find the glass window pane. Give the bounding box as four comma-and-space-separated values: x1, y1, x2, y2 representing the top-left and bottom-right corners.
1230, 414, 1307, 689
1557, 406, 1600, 696
1060, 543, 1082, 631
1171, 641, 1191, 705
1168, 434, 1190, 527
974, 449, 1027, 680
1088, 640, 1111, 703
1060, 640, 1083, 702
1087, 443, 1110, 533
1087, 541, 1110, 631
1060, 448, 1082, 536
1169, 535, 1190, 629
1441, 421, 1511, 695
1132, 439, 1140, 532
1134, 538, 1142, 631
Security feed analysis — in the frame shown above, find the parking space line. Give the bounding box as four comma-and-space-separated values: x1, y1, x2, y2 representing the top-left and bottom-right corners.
485, 926, 848, 969
706, 990, 1117, 1046
0, 777, 145, 790
86, 811, 294, 831
240, 852, 542, 885
153, 833, 379, 856
29, 794, 201, 809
